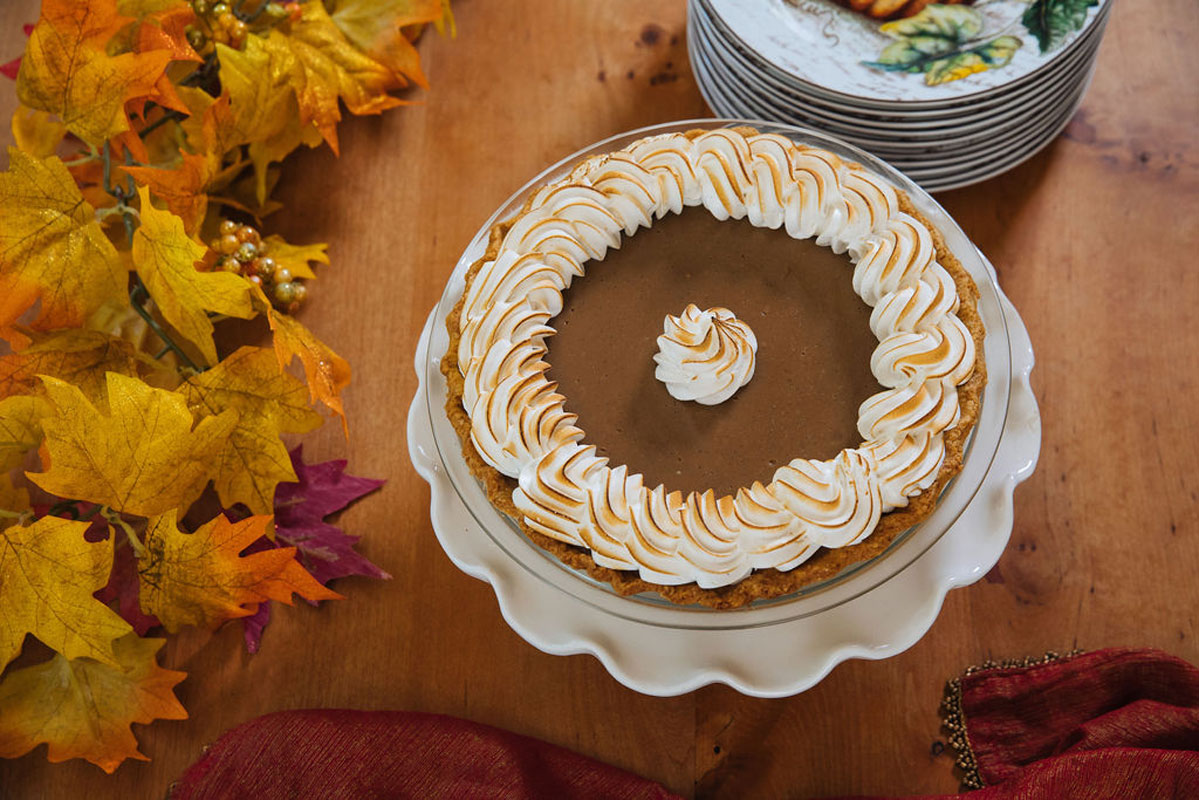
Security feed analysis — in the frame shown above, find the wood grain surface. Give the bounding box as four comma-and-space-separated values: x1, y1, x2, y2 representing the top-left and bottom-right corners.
1, 0, 1196, 797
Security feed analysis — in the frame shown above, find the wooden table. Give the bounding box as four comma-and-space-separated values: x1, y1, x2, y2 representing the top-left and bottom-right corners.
1, 0, 1196, 796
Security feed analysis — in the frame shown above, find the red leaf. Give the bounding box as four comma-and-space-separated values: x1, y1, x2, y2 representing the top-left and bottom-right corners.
274, 446, 388, 586
240, 447, 386, 653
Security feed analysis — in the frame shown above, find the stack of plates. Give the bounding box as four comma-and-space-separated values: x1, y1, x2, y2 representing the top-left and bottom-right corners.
689, 0, 1111, 191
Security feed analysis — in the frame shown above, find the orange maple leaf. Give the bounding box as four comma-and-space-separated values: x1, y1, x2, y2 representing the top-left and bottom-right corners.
134, 5, 202, 63
125, 95, 234, 232
125, 152, 211, 234
0, 149, 128, 340
16, 0, 173, 147
267, 306, 351, 428
328, 0, 447, 89
262, 2, 410, 154
0, 634, 187, 773
138, 511, 340, 633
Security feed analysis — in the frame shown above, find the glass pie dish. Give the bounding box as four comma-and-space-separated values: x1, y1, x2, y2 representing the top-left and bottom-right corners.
408, 120, 1040, 695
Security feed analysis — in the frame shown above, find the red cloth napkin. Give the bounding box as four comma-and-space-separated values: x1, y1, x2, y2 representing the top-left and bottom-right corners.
172, 648, 1199, 799
171, 709, 681, 800
839, 647, 1199, 799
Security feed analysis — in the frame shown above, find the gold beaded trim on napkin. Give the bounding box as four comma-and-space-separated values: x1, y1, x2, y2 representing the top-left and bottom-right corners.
939, 648, 1085, 791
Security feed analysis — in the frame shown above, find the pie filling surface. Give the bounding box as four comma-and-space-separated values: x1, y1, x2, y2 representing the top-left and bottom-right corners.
546, 207, 878, 498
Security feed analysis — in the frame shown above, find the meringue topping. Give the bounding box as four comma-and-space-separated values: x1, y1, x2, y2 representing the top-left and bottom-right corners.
654, 305, 757, 405
454, 128, 980, 589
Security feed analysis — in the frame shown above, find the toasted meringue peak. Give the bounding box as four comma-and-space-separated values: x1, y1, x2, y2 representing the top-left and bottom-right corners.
653, 305, 758, 405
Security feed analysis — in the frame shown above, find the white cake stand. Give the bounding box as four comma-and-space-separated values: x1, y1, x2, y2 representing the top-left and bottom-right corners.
408, 258, 1038, 699
408, 120, 1040, 697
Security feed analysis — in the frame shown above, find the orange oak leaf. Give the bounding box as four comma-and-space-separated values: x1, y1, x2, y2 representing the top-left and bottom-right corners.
28, 373, 237, 518
0, 516, 132, 671
10, 104, 67, 158
132, 186, 256, 365
267, 307, 351, 426
0, 634, 187, 773
179, 346, 322, 514
16, 0, 173, 146
329, 0, 447, 90
262, 235, 328, 280
0, 149, 127, 340
263, 1, 410, 154
0, 330, 141, 403
0, 395, 52, 472
138, 511, 340, 632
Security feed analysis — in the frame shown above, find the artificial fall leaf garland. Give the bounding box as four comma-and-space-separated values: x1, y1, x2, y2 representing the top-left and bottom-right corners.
0, 0, 449, 773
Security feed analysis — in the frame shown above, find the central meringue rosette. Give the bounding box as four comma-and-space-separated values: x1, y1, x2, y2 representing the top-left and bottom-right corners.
653, 304, 758, 405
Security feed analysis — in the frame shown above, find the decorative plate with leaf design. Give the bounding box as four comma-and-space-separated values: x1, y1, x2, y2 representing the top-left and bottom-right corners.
706, 0, 1106, 103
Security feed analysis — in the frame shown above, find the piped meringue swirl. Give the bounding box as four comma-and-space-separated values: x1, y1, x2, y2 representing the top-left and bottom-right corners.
455, 128, 981, 590
654, 305, 758, 405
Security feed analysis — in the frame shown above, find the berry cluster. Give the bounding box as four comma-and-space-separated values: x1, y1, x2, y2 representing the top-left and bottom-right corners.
186, 1, 300, 53
210, 220, 308, 312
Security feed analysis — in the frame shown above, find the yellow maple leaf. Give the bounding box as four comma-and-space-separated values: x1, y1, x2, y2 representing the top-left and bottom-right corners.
17, 0, 173, 147
0, 330, 141, 403
139, 511, 340, 632
29, 373, 237, 518
132, 186, 256, 365
0, 149, 128, 339
0, 516, 132, 670
179, 346, 322, 514
264, 2, 410, 154
262, 235, 329, 280
0, 634, 187, 773
0, 395, 53, 472
215, 38, 300, 147
216, 39, 322, 203
0, 475, 32, 532
267, 307, 351, 426
247, 113, 324, 207
10, 105, 67, 158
